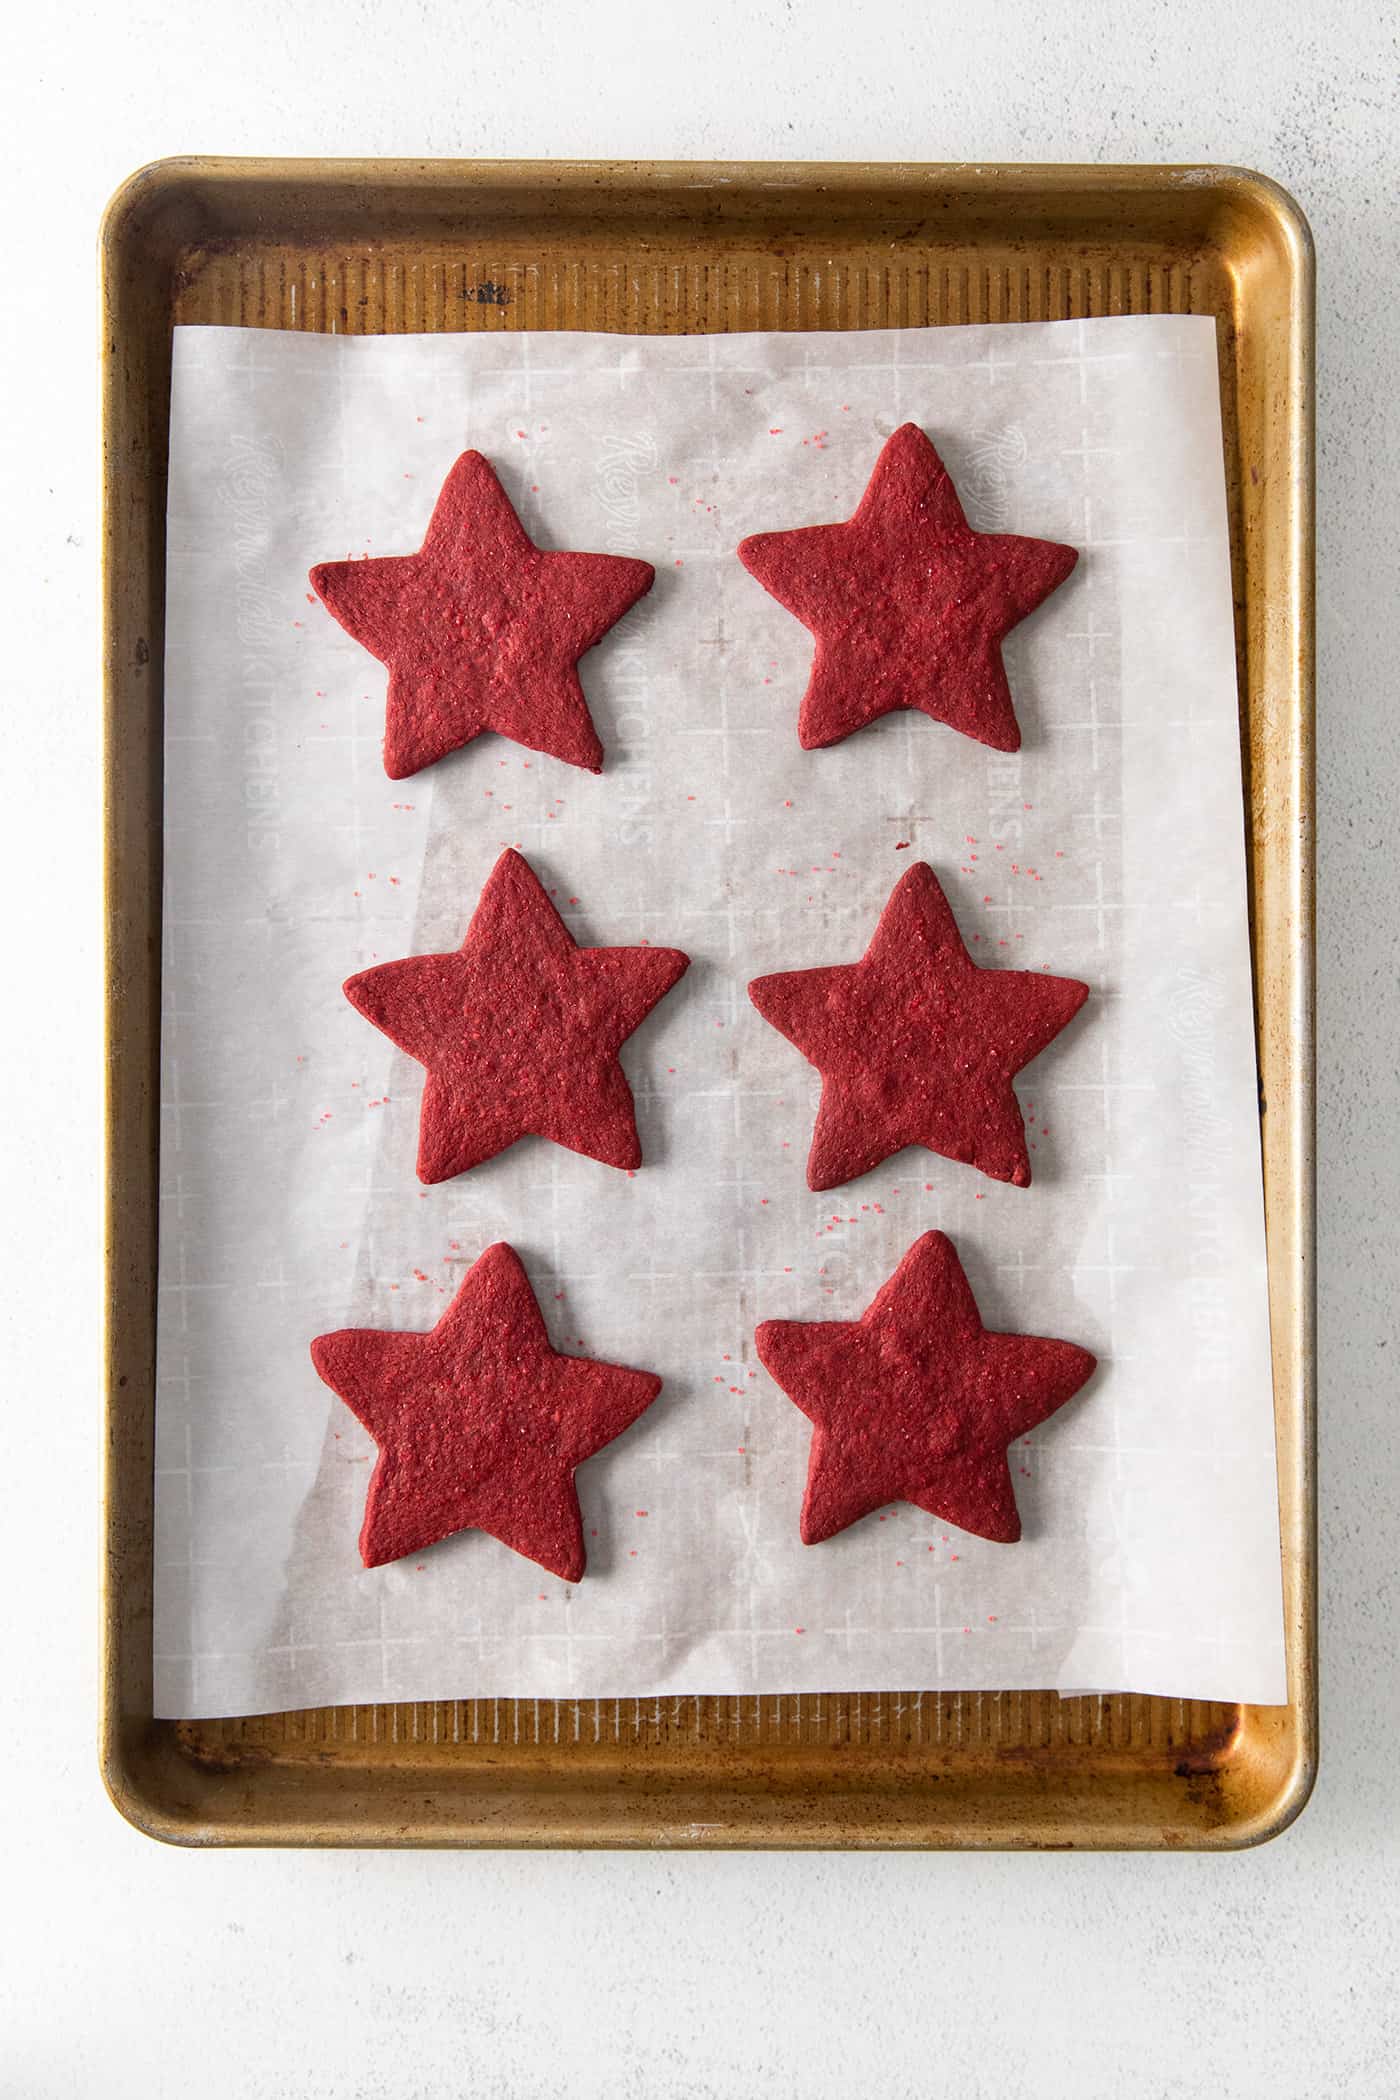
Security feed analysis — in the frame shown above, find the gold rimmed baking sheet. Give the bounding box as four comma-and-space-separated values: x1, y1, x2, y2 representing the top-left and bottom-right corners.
101, 159, 1313, 1847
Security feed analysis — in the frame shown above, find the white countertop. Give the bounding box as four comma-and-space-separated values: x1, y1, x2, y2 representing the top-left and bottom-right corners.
2, 3, 1395, 2091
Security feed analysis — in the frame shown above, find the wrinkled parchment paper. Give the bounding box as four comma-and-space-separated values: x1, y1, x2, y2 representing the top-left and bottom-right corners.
155, 317, 1286, 1717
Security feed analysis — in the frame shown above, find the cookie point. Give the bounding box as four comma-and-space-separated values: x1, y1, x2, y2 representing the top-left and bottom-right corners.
474, 1241, 526, 1288
358, 1520, 393, 1570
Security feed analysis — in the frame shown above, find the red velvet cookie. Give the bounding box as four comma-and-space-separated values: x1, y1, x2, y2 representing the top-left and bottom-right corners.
311, 1242, 662, 1577
737, 422, 1077, 751
310, 450, 654, 779
344, 847, 688, 1182
756, 1231, 1096, 1544
749, 862, 1088, 1190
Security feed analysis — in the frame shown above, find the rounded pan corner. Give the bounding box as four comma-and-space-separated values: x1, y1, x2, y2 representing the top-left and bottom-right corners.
98, 1723, 217, 1850
98, 1745, 184, 1848
1221, 165, 1314, 257
1176, 162, 1316, 287
1211, 1729, 1318, 1852
1244, 1744, 1318, 1848
100, 156, 193, 245
98, 155, 226, 275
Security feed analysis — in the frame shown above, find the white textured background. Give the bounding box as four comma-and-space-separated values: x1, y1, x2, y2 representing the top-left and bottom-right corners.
2, 4, 1395, 2093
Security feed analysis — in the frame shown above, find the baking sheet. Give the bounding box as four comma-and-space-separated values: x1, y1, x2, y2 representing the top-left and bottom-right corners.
154, 316, 1286, 1718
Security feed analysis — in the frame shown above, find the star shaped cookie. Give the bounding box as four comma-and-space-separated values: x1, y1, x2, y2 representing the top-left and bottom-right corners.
311, 450, 654, 778
756, 1231, 1096, 1544
345, 848, 688, 1181
749, 862, 1088, 1190
311, 1242, 662, 1576
738, 422, 1077, 751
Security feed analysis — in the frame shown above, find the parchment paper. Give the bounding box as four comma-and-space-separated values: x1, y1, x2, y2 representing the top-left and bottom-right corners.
155, 316, 1286, 1718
